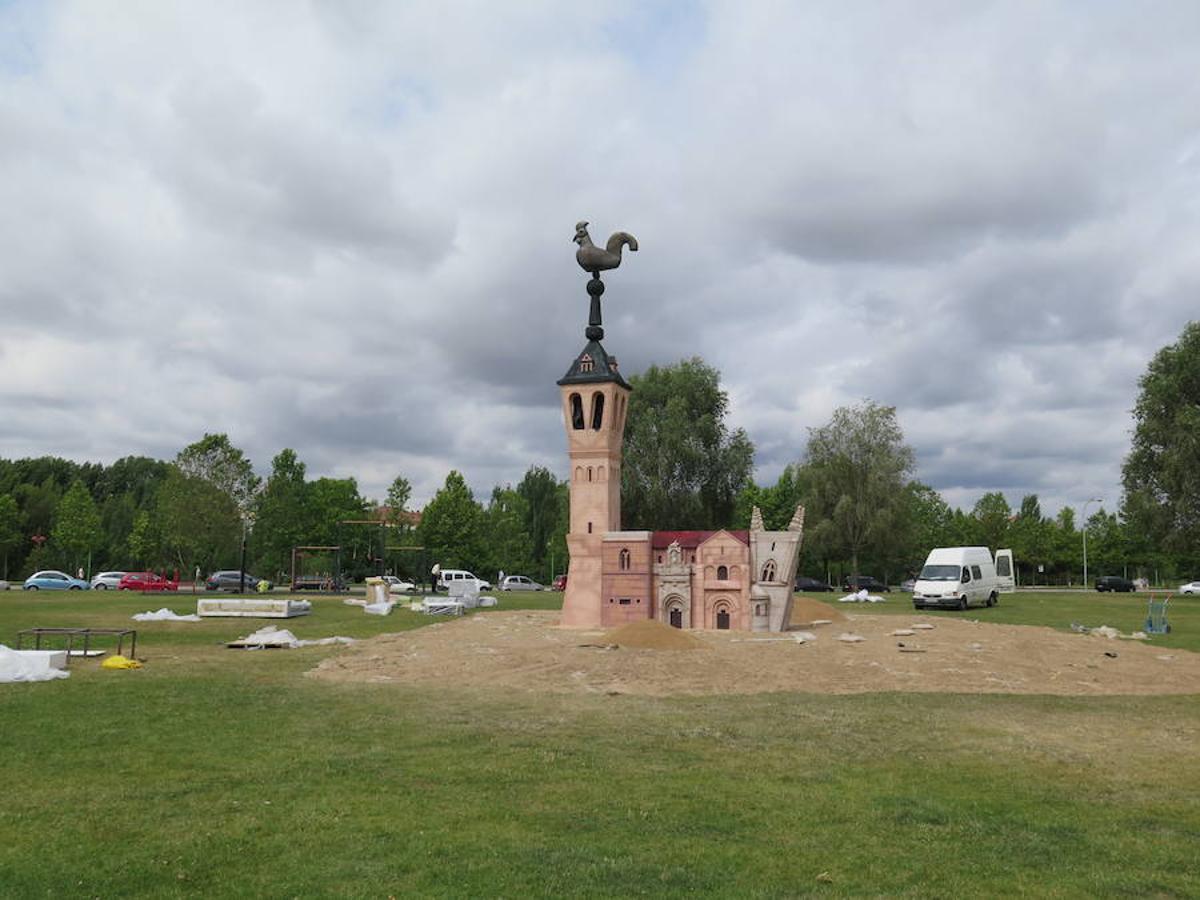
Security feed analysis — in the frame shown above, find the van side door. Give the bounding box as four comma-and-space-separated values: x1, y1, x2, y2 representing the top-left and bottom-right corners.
970, 564, 985, 604
994, 549, 1015, 593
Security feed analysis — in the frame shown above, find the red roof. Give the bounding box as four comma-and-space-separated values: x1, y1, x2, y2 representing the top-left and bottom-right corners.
651, 529, 748, 549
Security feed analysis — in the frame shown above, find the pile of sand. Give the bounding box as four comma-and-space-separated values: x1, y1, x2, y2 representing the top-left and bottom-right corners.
602, 619, 707, 650
790, 596, 847, 626
310, 609, 1200, 697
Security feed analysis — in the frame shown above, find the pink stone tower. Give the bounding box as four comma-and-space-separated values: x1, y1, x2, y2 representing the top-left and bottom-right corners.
557, 341, 630, 628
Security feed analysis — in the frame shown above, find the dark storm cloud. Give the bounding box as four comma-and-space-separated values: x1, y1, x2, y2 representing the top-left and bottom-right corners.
2, 1, 1199, 515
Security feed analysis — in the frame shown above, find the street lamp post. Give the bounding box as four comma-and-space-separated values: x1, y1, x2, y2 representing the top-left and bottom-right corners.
1082, 497, 1102, 588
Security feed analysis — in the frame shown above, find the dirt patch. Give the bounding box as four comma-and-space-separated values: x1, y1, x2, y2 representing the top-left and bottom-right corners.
308, 610, 1200, 697
602, 619, 707, 650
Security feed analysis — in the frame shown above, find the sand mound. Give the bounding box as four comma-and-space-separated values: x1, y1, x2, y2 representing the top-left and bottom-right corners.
790, 596, 847, 625
311, 610, 1200, 697
602, 619, 707, 650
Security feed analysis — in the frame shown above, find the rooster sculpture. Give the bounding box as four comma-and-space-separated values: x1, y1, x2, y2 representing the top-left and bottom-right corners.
574, 221, 638, 275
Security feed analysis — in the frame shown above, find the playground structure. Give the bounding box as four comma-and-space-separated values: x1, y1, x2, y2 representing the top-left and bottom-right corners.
290, 546, 345, 591
290, 523, 428, 591
1145, 594, 1171, 634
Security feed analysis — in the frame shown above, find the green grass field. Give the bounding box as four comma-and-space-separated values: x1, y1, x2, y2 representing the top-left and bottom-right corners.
2, 589, 1198, 897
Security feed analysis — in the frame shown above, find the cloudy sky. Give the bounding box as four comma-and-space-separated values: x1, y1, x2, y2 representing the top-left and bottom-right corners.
2, 2, 1198, 516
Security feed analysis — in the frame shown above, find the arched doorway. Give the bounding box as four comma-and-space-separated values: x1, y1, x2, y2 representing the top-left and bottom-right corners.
663, 595, 687, 629
716, 607, 731, 630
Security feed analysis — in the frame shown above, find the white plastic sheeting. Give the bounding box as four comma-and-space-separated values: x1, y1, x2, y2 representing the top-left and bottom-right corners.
132, 608, 201, 622
0, 645, 70, 682
363, 600, 395, 616
227, 625, 356, 649
837, 589, 885, 603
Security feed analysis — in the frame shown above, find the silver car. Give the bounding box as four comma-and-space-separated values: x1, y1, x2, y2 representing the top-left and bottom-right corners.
91, 571, 127, 590
500, 575, 545, 591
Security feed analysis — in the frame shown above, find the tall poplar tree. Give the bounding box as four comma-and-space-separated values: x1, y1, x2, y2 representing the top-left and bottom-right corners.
804, 400, 915, 578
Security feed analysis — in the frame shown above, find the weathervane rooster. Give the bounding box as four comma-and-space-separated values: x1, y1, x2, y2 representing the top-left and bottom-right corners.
574, 221, 638, 276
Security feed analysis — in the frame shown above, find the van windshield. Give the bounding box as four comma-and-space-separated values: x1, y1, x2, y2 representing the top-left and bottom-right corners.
919, 564, 960, 582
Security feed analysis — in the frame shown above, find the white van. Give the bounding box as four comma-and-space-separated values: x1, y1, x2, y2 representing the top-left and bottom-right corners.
912, 547, 1000, 610
436, 569, 491, 592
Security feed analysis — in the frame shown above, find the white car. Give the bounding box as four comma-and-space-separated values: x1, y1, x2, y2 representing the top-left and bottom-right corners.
91, 571, 126, 590
436, 569, 491, 592
381, 575, 416, 593
500, 575, 545, 592
1179, 581, 1200, 595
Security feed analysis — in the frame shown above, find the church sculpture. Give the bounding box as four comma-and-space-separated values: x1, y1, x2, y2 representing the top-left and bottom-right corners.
558, 221, 804, 631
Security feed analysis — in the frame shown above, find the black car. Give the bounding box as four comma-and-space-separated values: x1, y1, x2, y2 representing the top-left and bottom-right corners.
1095, 575, 1135, 593
206, 570, 274, 592
842, 575, 891, 593
795, 576, 834, 592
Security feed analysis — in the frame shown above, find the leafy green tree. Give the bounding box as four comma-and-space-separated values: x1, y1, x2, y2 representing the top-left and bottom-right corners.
175, 434, 261, 516
97, 456, 169, 507
515, 466, 562, 568
1009, 494, 1053, 584
1122, 320, 1200, 566
419, 471, 484, 570
481, 486, 533, 578
804, 400, 915, 578
306, 477, 367, 546
903, 482, 954, 560
0, 493, 20, 579
252, 450, 311, 577
1085, 507, 1126, 577
156, 468, 241, 573
971, 492, 1012, 553
127, 509, 160, 568
51, 479, 103, 574
15, 476, 62, 544
622, 357, 755, 530
386, 476, 412, 520
1050, 507, 1080, 583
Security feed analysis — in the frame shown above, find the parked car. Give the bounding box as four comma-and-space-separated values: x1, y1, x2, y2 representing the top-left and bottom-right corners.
436, 569, 491, 592
0, 580, 10, 590
1178, 581, 1200, 595
23, 570, 91, 591
899, 579, 916, 592
552, 574, 567, 591
500, 575, 545, 592
381, 575, 416, 593
206, 570, 273, 592
1095, 575, 1135, 593
118, 571, 178, 592
842, 575, 890, 593
90, 571, 126, 590
794, 576, 834, 592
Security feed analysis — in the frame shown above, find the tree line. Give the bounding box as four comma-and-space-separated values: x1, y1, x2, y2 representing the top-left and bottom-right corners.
2, 322, 1196, 586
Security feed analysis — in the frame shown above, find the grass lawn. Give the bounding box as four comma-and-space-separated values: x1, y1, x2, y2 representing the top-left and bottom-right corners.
2, 589, 1198, 897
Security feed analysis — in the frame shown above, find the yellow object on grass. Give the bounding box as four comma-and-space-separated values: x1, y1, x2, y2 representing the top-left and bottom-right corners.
101, 654, 142, 670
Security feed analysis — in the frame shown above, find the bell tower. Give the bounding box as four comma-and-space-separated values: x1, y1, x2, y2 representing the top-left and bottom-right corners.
558, 225, 636, 628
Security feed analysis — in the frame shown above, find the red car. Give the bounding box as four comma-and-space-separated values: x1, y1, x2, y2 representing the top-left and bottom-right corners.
118, 572, 178, 592
552, 574, 567, 591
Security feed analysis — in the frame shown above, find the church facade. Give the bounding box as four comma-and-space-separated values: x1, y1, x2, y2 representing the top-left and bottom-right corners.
556, 337, 805, 632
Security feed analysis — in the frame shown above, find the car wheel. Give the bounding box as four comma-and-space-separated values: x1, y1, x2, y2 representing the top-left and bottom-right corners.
958, 596, 968, 611
987, 592, 997, 607
94, 583, 107, 590
69, 585, 81, 590
913, 602, 922, 610
26, 585, 38, 591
